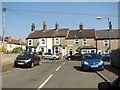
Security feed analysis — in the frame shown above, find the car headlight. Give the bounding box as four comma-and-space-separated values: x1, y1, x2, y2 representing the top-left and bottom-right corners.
25, 58, 31, 63
98, 61, 104, 65
84, 61, 89, 65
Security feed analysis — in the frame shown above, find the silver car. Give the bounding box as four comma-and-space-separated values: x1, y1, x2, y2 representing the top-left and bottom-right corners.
42, 53, 60, 60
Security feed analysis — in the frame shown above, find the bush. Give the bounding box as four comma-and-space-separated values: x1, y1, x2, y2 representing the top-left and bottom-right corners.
0, 47, 7, 53
12, 47, 23, 53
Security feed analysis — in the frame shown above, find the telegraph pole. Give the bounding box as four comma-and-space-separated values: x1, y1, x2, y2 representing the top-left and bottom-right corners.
2, 7, 6, 48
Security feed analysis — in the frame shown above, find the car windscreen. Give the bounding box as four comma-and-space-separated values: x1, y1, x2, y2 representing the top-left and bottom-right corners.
83, 53, 101, 60
19, 52, 32, 57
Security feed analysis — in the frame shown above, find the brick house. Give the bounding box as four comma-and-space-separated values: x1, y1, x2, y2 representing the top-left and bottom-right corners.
66, 23, 96, 55
26, 22, 69, 57
95, 29, 119, 55
5, 37, 26, 52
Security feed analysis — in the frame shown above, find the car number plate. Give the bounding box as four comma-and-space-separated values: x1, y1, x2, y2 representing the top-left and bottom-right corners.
18, 63, 24, 65
91, 65, 98, 68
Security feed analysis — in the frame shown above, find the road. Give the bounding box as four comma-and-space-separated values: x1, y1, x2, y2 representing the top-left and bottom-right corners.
2, 60, 104, 89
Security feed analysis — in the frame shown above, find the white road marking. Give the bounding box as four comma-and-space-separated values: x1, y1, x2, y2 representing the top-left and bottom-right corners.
96, 71, 110, 82
56, 65, 62, 71
37, 74, 54, 89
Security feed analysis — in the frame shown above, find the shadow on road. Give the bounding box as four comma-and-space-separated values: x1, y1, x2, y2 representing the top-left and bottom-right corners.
74, 66, 83, 71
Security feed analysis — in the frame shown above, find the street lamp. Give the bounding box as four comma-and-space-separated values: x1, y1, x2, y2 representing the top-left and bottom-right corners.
96, 16, 112, 54
2, 7, 6, 48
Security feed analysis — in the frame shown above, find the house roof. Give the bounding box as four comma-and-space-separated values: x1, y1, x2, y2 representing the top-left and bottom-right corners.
95, 29, 120, 39
26, 29, 69, 39
9, 39, 26, 45
66, 29, 95, 39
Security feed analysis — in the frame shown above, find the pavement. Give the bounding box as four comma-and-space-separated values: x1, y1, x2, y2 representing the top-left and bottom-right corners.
97, 61, 120, 82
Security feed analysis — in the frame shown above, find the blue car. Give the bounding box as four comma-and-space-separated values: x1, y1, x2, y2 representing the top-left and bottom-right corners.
81, 53, 104, 71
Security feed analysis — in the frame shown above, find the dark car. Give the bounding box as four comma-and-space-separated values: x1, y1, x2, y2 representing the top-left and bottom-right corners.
66, 53, 83, 61
98, 76, 120, 90
101, 54, 111, 61
14, 51, 40, 68
81, 53, 104, 71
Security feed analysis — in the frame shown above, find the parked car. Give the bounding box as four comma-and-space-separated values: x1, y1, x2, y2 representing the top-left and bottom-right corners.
66, 53, 83, 61
81, 53, 104, 71
101, 54, 111, 62
14, 51, 40, 68
42, 53, 60, 60
98, 76, 120, 90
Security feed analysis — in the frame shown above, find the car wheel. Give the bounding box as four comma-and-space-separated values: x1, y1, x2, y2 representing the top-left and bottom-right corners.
53, 57, 57, 60
37, 61, 40, 65
30, 62, 34, 68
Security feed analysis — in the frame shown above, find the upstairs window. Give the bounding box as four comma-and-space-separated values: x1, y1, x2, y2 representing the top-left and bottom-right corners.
54, 38, 60, 45
28, 39, 33, 46
74, 39, 79, 45
42, 39, 45, 45
103, 40, 109, 47
82, 38, 87, 45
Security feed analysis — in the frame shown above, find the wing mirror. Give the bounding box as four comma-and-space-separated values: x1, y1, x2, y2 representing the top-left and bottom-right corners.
98, 82, 111, 90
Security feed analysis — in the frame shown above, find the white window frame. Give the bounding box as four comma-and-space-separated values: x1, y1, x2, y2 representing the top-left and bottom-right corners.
28, 39, 33, 46
74, 39, 79, 45
41, 38, 46, 46
82, 38, 87, 45
103, 39, 109, 47
54, 38, 60, 45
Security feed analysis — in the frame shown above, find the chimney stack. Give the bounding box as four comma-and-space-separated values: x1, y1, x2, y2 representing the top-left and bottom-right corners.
55, 22, 59, 31
43, 22, 47, 31
31, 23, 35, 32
109, 21, 112, 31
79, 23, 83, 31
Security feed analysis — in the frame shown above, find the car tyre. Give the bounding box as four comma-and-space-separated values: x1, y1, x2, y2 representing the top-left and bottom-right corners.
53, 57, 57, 60
30, 62, 34, 68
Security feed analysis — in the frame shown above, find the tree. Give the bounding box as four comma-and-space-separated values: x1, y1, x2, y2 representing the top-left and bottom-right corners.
12, 47, 23, 53
0, 47, 7, 53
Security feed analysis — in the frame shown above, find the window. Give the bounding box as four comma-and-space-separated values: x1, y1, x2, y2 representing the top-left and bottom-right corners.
103, 40, 109, 47
74, 39, 79, 45
54, 38, 60, 45
82, 38, 87, 45
41, 47, 44, 52
48, 49, 51, 53
42, 39, 45, 45
104, 50, 109, 54
55, 47, 59, 54
28, 39, 33, 46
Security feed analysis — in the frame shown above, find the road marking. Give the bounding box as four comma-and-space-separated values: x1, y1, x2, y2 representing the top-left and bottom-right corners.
37, 74, 54, 89
56, 65, 62, 71
96, 71, 110, 82
63, 62, 65, 65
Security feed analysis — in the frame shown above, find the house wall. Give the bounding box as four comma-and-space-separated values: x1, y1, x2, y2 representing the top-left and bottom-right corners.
66, 38, 96, 56
97, 39, 118, 54
7, 44, 22, 52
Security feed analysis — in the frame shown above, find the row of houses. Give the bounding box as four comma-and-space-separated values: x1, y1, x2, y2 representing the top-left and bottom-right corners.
26, 22, 120, 58
0, 36, 26, 52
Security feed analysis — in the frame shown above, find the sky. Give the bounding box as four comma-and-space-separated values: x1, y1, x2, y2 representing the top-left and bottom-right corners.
1, 1, 119, 42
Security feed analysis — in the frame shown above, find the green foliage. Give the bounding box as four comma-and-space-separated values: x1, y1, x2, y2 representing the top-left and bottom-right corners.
12, 47, 23, 53
0, 47, 7, 53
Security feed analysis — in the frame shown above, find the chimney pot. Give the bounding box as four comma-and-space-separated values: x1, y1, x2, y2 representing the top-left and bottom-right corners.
79, 23, 83, 31
43, 22, 47, 31
31, 23, 35, 32
109, 21, 112, 31
55, 22, 59, 31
